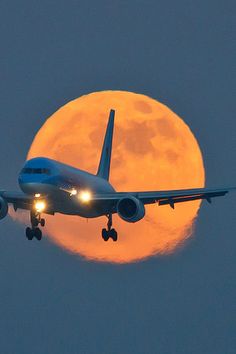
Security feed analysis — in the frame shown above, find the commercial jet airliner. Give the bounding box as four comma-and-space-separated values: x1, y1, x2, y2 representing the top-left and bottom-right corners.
0, 110, 234, 241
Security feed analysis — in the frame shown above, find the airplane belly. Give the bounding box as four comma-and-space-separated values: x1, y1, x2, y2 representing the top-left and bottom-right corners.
54, 199, 114, 218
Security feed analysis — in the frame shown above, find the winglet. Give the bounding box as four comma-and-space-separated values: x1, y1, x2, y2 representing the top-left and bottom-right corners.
96, 109, 115, 181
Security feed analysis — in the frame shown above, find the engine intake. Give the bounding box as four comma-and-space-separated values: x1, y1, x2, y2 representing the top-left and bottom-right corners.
0, 197, 8, 220
117, 196, 145, 223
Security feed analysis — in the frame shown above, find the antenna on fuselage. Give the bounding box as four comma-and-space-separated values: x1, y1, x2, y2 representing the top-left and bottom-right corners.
96, 109, 115, 181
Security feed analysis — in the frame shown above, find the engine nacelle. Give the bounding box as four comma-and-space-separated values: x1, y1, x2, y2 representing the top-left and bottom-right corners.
0, 197, 8, 220
117, 196, 145, 223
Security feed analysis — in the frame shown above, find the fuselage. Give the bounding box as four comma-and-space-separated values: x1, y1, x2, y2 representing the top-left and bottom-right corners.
18, 157, 115, 217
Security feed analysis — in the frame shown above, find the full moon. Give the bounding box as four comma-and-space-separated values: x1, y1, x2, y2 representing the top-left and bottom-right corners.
25, 91, 205, 263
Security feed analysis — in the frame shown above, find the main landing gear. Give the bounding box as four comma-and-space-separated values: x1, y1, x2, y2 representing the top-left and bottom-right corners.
25, 211, 45, 241
102, 214, 118, 242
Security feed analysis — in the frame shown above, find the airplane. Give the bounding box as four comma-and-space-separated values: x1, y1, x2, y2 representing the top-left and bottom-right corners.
0, 109, 234, 242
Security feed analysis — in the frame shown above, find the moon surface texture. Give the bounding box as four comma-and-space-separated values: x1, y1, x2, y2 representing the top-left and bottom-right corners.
25, 91, 205, 263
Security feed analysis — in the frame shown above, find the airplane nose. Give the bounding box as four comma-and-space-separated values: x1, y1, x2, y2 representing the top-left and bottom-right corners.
18, 174, 50, 195
18, 175, 23, 185
19, 182, 53, 195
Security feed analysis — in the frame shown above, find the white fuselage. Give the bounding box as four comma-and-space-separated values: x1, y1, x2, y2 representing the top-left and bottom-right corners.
18, 157, 115, 217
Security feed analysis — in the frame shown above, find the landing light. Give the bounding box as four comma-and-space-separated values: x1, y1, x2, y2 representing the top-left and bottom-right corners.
35, 193, 41, 198
79, 191, 91, 203
70, 189, 77, 196
35, 200, 46, 213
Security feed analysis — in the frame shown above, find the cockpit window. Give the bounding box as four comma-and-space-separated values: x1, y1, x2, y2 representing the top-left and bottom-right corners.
22, 168, 51, 175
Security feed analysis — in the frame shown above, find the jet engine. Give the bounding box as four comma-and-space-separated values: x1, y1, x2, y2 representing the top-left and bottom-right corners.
0, 197, 8, 220
117, 196, 145, 223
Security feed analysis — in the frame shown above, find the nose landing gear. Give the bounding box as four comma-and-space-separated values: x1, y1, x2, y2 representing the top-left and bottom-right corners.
102, 214, 118, 242
25, 226, 42, 241
25, 211, 45, 241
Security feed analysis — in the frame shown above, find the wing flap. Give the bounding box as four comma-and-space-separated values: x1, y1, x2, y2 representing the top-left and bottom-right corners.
158, 190, 228, 208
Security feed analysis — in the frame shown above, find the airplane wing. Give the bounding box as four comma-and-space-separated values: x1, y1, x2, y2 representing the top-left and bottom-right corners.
92, 187, 235, 209
1, 187, 234, 214
0, 190, 33, 210
0, 191, 56, 215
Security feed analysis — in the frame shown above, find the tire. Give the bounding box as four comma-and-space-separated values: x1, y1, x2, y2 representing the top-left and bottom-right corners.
102, 228, 109, 241
110, 229, 118, 242
26, 227, 33, 240
40, 218, 45, 227
34, 228, 42, 241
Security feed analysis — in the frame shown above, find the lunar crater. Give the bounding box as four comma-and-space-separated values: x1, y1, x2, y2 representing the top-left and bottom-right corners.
134, 100, 153, 114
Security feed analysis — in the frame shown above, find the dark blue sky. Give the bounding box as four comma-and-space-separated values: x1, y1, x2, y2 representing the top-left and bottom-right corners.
0, 1, 235, 353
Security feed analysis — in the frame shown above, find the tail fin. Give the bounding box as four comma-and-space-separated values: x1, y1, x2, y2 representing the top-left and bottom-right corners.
97, 109, 115, 181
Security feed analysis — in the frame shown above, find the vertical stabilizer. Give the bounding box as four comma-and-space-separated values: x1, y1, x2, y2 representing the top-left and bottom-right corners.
97, 109, 115, 181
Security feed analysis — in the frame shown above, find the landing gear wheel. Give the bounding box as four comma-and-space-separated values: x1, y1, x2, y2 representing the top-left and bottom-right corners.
26, 227, 33, 240
34, 227, 42, 241
102, 228, 109, 241
28, 211, 44, 240
40, 218, 45, 227
110, 229, 118, 242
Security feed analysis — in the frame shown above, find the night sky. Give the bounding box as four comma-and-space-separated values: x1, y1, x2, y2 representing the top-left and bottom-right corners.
0, 1, 235, 353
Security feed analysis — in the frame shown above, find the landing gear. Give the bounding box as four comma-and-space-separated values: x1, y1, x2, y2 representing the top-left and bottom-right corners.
25, 227, 42, 241
31, 213, 45, 228
40, 218, 45, 227
25, 212, 45, 241
25, 227, 34, 240
34, 227, 42, 241
102, 228, 109, 241
101, 214, 118, 242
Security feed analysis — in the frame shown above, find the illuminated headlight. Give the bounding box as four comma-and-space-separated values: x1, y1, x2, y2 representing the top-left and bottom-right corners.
35, 200, 46, 213
79, 191, 91, 203
70, 189, 77, 196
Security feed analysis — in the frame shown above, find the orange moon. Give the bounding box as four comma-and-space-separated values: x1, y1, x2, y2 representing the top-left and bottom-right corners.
25, 91, 205, 263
